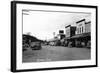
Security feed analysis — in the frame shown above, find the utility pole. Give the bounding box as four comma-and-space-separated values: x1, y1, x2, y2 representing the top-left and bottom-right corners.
53, 32, 55, 38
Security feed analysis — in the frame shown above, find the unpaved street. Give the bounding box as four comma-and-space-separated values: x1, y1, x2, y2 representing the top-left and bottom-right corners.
23, 46, 91, 62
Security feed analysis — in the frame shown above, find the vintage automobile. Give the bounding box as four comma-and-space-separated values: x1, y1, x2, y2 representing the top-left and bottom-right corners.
23, 43, 30, 51
31, 42, 42, 50
49, 42, 55, 46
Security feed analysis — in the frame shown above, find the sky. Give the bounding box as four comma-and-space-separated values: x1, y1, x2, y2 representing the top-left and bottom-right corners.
23, 10, 91, 40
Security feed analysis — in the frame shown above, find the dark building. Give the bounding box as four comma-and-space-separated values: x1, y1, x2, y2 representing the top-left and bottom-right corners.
64, 25, 76, 47
58, 30, 65, 40
65, 25, 76, 38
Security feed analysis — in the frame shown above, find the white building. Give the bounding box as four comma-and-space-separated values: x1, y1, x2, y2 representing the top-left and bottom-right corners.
75, 19, 91, 35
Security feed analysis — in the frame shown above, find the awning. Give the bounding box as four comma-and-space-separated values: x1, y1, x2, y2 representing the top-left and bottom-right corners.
70, 32, 91, 39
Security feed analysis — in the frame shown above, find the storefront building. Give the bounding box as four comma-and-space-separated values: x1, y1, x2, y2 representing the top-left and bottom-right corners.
71, 19, 91, 48
64, 25, 76, 47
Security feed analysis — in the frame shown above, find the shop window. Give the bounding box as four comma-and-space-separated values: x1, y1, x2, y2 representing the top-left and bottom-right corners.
82, 26, 83, 33
80, 28, 81, 34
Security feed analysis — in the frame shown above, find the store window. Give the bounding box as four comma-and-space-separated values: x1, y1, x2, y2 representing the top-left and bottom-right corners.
80, 28, 81, 34
82, 26, 83, 33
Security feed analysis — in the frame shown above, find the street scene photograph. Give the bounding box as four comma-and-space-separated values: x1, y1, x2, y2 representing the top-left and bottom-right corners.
22, 9, 91, 63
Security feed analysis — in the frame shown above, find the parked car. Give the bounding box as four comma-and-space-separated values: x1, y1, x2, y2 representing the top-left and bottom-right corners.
49, 42, 55, 46
23, 43, 30, 51
31, 42, 42, 50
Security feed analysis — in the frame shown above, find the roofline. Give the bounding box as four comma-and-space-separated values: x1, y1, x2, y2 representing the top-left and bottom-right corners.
76, 19, 85, 24
65, 25, 71, 28
85, 21, 91, 24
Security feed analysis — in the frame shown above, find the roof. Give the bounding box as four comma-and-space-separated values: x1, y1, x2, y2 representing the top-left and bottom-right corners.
65, 25, 71, 28
76, 19, 85, 24
85, 21, 91, 24
23, 34, 41, 42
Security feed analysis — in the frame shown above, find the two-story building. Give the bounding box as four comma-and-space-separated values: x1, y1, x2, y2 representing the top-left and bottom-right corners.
75, 19, 85, 34
65, 25, 76, 38
63, 25, 76, 47
71, 18, 91, 47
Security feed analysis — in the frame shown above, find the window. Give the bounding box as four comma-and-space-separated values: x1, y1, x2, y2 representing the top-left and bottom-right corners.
82, 26, 83, 33
80, 28, 81, 34
77, 28, 79, 34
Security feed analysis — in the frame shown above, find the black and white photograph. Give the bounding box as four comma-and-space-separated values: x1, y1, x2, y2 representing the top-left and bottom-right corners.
22, 8, 91, 63
11, 1, 97, 72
